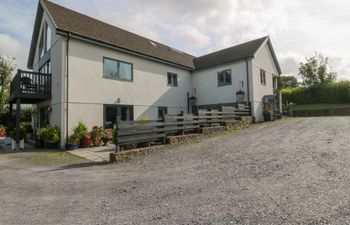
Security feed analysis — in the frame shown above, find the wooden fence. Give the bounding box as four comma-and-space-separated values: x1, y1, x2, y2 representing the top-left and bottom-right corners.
115, 105, 251, 151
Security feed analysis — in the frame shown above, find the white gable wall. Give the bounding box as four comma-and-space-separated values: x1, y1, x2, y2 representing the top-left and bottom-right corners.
251, 41, 280, 121
192, 60, 249, 106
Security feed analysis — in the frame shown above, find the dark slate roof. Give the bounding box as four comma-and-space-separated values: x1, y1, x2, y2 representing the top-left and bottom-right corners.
193, 37, 268, 71
28, 0, 281, 74
28, 0, 195, 69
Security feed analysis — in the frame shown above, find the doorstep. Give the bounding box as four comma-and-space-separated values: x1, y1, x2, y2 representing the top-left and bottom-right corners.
67, 145, 115, 162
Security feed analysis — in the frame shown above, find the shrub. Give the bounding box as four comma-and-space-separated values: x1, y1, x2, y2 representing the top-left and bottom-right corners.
38, 125, 60, 142
68, 134, 80, 145
9, 127, 27, 140
72, 121, 89, 140
90, 126, 107, 146
281, 81, 350, 105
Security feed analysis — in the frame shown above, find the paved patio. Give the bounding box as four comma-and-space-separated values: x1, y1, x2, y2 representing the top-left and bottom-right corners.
67, 145, 115, 162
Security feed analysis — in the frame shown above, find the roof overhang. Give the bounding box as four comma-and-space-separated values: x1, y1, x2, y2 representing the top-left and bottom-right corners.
27, 1, 44, 69
56, 29, 194, 71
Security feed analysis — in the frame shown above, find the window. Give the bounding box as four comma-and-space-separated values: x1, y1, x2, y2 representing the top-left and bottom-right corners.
217, 69, 232, 86
260, 69, 266, 85
167, 72, 178, 87
158, 107, 168, 120
39, 22, 52, 59
39, 29, 45, 58
39, 60, 51, 74
103, 58, 133, 81
45, 23, 51, 51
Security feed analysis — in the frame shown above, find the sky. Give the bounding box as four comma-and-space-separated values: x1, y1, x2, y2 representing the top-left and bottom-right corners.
1, 0, 350, 80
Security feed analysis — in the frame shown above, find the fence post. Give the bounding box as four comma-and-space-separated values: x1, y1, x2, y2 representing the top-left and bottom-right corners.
115, 115, 121, 152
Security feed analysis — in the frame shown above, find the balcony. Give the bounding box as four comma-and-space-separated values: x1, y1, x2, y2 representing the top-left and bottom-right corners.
8, 70, 51, 104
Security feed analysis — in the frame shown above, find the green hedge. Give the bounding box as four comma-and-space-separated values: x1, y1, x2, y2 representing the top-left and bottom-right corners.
281, 81, 350, 105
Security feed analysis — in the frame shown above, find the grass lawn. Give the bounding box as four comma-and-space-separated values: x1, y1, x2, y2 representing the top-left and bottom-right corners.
290, 103, 350, 111
0, 150, 89, 167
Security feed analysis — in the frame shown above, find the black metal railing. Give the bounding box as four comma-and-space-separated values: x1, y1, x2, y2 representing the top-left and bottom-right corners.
9, 69, 51, 100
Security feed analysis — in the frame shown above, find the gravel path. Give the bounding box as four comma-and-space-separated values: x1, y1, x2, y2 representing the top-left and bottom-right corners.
1, 117, 350, 225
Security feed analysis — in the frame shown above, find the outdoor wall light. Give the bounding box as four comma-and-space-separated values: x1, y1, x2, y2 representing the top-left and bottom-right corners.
117, 98, 121, 103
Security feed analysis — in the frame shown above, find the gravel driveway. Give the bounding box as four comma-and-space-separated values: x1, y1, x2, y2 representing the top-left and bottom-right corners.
1, 117, 350, 225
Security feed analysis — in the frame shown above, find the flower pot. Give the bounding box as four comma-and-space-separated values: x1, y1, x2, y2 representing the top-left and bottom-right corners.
45, 141, 60, 149
263, 113, 273, 122
5, 137, 12, 145
82, 137, 92, 148
65, 143, 79, 150
92, 138, 101, 147
11, 139, 25, 150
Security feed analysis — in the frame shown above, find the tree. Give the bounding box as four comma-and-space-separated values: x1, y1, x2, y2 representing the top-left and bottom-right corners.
0, 56, 15, 114
299, 53, 337, 87
278, 75, 299, 89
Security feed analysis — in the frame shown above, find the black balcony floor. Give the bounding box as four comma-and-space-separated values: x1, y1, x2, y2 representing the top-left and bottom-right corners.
8, 70, 52, 104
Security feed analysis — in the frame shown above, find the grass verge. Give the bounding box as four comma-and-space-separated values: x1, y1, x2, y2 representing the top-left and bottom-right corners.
0, 150, 89, 166
290, 103, 350, 111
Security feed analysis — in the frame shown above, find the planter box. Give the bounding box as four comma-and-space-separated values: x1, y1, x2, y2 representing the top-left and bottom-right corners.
5, 137, 12, 145
65, 143, 79, 150
11, 139, 24, 150
45, 141, 60, 150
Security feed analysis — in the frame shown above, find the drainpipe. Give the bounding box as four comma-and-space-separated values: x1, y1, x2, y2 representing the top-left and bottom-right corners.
187, 92, 190, 114
65, 33, 71, 145
245, 59, 250, 104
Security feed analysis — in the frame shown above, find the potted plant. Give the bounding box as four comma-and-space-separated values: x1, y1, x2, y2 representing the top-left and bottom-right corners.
9, 127, 26, 150
90, 126, 107, 147
82, 133, 92, 148
65, 134, 80, 150
0, 125, 6, 137
73, 121, 91, 148
39, 126, 60, 149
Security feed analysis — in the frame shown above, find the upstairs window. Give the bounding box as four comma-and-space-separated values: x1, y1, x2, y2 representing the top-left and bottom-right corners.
218, 69, 232, 86
45, 23, 51, 51
167, 72, 178, 87
39, 29, 45, 58
260, 69, 266, 85
39, 21, 52, 59
103, 58, 133, 81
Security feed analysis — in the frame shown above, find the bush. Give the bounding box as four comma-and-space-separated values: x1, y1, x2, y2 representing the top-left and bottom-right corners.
72, 121, 89, 140
281, 81, 350, 105
68, 134, 80, 145
38, 125, 60, 142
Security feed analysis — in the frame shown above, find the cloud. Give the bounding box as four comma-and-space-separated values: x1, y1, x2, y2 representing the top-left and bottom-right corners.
0, 34, 22, 56
170, 25, 210, 52
0, 34, 27, 69
1, 0, 350, 80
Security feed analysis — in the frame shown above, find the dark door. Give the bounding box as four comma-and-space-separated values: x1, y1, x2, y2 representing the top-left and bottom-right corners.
104, 105, 133, 128
39, 107, 49, 127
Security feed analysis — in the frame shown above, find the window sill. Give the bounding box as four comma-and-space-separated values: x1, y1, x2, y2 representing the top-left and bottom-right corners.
103, 76, 133, 82
167, 84, 178, 87
218, 83, 232, 87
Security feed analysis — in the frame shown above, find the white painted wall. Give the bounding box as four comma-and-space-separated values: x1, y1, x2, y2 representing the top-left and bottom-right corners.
251, 41, 280, 121
32, 11, 67, 147
66, 39, 192, 135
192, 61, 249, 106
30, 8, 280, 147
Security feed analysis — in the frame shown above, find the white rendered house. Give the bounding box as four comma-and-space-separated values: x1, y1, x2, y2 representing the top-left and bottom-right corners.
9, 0, 282, 147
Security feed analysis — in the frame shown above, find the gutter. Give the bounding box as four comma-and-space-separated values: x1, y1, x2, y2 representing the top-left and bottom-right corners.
245, 59, 250, 103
